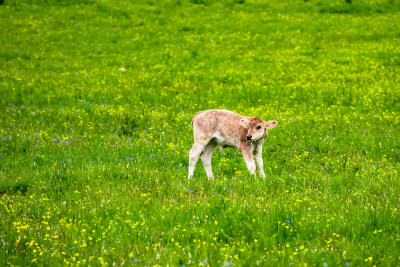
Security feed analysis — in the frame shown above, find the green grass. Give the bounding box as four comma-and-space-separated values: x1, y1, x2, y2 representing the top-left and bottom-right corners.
1, 0, 400, 265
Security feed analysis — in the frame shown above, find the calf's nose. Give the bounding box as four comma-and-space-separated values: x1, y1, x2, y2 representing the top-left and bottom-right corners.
246, 135, 252, 140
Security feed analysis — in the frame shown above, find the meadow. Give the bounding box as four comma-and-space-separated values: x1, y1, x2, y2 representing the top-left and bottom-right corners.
1, 0, 400, 265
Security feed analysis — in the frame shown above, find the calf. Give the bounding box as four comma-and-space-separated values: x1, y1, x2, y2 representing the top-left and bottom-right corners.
188, 109, 278, 179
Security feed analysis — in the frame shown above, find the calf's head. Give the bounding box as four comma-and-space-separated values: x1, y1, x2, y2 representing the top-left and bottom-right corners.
240, 117, 278, 141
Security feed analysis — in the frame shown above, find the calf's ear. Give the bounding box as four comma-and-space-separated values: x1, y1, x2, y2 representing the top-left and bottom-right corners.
239, 118, 250, 128
265, 120, 278, 129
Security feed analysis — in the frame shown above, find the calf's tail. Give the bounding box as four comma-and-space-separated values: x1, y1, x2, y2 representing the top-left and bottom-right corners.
191, 111, 204, 127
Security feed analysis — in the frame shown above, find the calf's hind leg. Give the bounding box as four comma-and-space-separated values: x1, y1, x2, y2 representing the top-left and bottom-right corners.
201, 140, 218, 179
188, 141, 207, 179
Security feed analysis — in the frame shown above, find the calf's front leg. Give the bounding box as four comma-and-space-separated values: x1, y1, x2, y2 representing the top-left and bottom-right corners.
254, 144, 266, 178
239, 143, 256, 176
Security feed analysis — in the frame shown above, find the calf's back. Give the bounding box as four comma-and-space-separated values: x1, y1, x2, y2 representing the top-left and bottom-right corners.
192, 110, 247, 147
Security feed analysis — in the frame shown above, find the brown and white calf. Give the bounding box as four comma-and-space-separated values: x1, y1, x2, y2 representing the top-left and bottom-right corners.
188, 109, 278, 179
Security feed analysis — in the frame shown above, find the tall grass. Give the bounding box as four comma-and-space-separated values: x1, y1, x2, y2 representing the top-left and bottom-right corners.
1, 0, 400, 265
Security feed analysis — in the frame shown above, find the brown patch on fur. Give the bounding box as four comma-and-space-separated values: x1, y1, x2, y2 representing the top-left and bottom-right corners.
249, 118, 263, 126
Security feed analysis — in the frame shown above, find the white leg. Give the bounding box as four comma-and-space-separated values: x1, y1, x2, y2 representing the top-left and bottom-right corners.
240, 145, 256, 176
188, 141, 207, 179
201, 141, 217, 179
255, 145, 265, 178
245, 157, 257, 175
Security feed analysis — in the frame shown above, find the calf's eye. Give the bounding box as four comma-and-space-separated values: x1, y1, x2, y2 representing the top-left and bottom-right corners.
257, 126, 261, 130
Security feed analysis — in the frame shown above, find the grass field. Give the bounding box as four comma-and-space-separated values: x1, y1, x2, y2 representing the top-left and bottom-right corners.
1, 0, 400, 266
